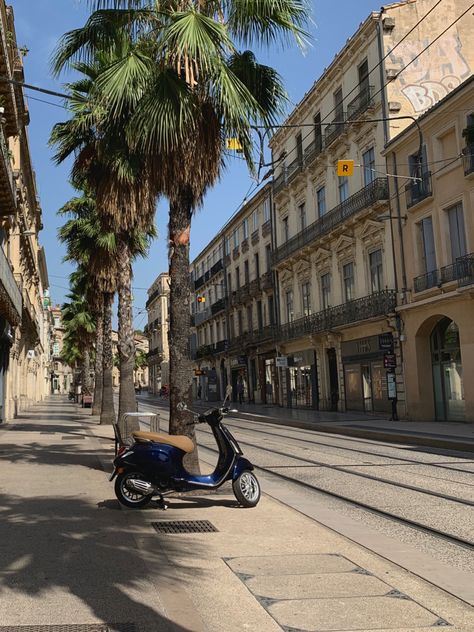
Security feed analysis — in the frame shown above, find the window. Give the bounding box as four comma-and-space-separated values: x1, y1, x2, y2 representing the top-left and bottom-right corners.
263, 197, 271, 222
227, 272, 232, 292
225, 237, 231, 256
230, 314, 235, 339
247, 305, 253, 332
232, 227, 240, 248
334, 87, 343, 121
266, 244, 272, 272
298, 203, 306, 231
338, 176, 349, 203
242, 218, 249, 240
314, 112, 322, 151
409, 145, 428, 178
369, 249, 383, 292
301, 281, 311, 316
252, 208, 259, 232
447, 203, 467, 262
321, 273, 331, 309
238, 310, 243, 336
255, 253, 260, 280
257, 300, 263, 330
418, 217, 436, 273
206, 255, 211, 270
296, 132, 303, 164
282, 216, 289, 242
268, 296, 275, 325
363, 147, 375, 186
358, 59, 369, 91
317, 186, 326, 217
343, 262, 355, 302
244, 260, 250, 285
285, 290, 294, 323
235, 266, 240, 289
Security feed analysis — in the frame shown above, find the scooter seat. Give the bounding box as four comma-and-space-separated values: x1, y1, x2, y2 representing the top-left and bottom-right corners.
132, 430, 195, 454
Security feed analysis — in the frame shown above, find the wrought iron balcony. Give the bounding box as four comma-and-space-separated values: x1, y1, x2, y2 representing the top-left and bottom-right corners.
413, 269, 439, 293
278, 290, 396, 343
0, 257, 21, 324
414, 253, 474, 292
347, 85, 374, 121
211, 297, 226, 315
194, 258, 224, 290
324, 114, 346, 147
405, 171, 432, 208
196, 340, 228, 358
462, 145, 474, 176
194, 307, 212, 326
303, 135, 323, 167
273, 178, 388, 266
287, 156, 303, 183
0, 126, 16, 216
249, 324, 276, 345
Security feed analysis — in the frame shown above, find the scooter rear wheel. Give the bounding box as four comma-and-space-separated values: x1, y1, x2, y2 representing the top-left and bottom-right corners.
115, 471, 153, 508
233, 471, 261, 507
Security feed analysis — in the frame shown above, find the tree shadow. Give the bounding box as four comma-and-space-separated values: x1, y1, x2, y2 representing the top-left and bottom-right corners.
0, 492, 204, 631
0, 441, 109, 471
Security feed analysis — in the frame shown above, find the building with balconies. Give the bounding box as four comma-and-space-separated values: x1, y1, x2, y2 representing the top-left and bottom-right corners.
50, 305, 73, 394
0, 1, 50, 420
145, 272, 170, 394
191, 184, 277, 403
385, 75, 474, 422
269, 0, 473, 415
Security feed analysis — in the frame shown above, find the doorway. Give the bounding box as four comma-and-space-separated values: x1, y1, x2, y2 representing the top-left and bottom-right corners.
431, 317, 464, 421
327, 348, 339, 411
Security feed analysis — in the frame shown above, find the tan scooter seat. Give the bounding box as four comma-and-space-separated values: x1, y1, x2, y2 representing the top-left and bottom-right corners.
132, 430, 195, 454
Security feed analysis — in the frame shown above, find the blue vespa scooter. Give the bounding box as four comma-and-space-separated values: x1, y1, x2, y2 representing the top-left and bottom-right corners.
110, 393, 261, 509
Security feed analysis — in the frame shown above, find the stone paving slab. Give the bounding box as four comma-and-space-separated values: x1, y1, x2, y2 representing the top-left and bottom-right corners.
226, 554, 358, 576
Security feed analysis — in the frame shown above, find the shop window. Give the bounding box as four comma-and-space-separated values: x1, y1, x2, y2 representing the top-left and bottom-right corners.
369, 249, 383, 292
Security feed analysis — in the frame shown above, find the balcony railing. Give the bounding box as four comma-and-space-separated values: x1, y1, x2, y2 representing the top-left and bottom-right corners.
0, 126, 16, 214
347, 85, 374, 121
196, 339, 228, 358
194, 258, 224, 290
414, 253, 474, 292
462, 145, 474, 176
324, 114, 346, 147
273, 178, 388, 266
211, 297, 226, 315
0, 252, 21, 323
405, 171, 432, 208
279, 290, 396, 343
303, 135, 323, 167
194, 307, 212, 326
287, 156, 303, 183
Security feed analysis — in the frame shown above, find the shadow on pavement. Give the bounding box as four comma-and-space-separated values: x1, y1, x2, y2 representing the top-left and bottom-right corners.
0, 441, 109, 471
0, 492, 203, 631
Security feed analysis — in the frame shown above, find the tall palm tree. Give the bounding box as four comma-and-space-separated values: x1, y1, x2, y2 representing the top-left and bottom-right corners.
53, 1, 309, 452
58, 188, 118, 424
50, 51, 158, 422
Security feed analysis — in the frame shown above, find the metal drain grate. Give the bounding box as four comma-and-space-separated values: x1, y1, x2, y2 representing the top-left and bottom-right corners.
0, 625, 137, 632
151, 520, 218, 534
61, 436, 86, 440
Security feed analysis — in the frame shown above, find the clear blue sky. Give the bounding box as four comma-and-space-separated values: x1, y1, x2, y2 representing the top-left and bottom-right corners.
11, 0, 379, 329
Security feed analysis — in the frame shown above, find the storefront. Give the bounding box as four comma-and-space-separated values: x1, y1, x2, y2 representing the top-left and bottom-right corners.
282, 350, 318, 409
230, 355, 249, 403
342, 334, 393, 413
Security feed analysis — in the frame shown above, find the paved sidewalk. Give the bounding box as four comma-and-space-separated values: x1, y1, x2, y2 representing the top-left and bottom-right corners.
1, 396, 474, 632
138, 392, 474, 453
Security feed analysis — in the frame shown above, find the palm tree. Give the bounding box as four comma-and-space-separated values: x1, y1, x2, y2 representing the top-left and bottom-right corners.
58, 188, 118, 424
52, 1, 309, 455
50, 51, 158, 423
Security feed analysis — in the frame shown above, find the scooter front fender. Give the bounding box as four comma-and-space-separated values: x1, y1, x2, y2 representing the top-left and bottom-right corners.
232, 457, 254, 481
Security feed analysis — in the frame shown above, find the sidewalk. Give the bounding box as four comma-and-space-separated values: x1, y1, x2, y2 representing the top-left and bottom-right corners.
139, 392, 474, 453
1, 396, 474, 632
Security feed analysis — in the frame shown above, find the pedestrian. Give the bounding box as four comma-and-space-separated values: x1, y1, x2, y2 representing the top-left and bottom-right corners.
237, 379, 244, 405
197, 384, 202, 400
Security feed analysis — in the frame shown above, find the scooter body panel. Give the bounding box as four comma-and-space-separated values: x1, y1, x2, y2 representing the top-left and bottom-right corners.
232, 457, 254, 480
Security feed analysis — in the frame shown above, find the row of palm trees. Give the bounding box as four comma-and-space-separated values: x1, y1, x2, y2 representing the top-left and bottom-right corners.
51, 0, 310, 449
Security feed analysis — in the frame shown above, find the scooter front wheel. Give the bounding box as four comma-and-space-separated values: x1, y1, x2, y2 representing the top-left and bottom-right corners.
115, 471, 153, 509
233, 471, 261, 507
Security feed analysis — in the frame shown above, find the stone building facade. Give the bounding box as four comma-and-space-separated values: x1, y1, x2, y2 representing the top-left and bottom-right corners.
268, 0, 473, 415
0, 1, 51, 420
385, 76, 474, 421
145, 273, 170, 394
50, 305, 73, 394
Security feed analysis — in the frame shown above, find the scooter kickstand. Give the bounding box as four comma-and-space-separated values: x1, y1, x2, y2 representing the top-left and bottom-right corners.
156, 496, 168, 510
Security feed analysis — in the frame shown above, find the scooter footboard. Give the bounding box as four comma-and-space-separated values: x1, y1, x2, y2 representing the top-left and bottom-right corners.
232, 457, 254, 480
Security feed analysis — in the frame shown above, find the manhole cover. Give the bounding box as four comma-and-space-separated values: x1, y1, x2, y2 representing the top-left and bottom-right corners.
0, 625, 137, 632
151, 520, 218, 534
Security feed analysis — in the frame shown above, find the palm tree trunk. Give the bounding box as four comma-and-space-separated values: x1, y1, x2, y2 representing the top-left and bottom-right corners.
83, 349, 92, 393
169, 192, 199, 472
92, 296, 104, 416
100, 292, 116, 425
117, 236, 137, 423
